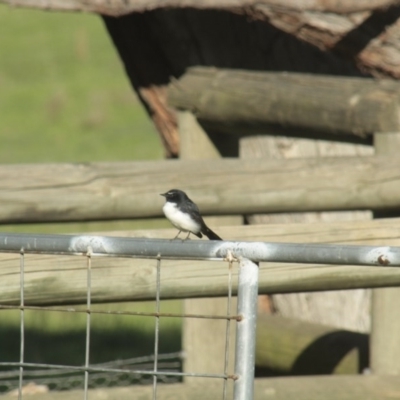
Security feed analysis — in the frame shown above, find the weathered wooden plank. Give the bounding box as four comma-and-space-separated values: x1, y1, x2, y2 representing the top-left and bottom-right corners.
168, 67, 400, 136
1, 156, 400, 223
3, 376, 400, 400
1, 218, 400, 306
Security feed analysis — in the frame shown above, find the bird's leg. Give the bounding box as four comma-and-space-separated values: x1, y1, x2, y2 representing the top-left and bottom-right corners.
184, 232, 191, 241
173, 230, 182, 240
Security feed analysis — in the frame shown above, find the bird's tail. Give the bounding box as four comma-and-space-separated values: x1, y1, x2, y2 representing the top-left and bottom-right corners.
203, 226, 222, 241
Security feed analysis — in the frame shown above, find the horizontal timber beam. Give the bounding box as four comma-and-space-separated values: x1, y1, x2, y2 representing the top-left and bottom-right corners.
0, 218, 400, 305
168, 67, 400, 136
1, 156, 400, 223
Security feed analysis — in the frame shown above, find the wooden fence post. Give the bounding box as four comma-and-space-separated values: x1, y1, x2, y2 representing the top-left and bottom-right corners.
371, 132, 400, 374
177, 111, 241, 386
178, 111, 221, 159
240, 134, 373, 332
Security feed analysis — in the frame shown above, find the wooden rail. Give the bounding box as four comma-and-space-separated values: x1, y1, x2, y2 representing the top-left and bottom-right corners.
0, 218, 399, 306
1, 156, 400, 223
167, 67, 400, 137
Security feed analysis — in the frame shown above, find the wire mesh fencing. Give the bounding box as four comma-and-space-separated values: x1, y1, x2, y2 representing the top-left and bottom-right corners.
1, 233, 400, 399
0, 233, 259, 400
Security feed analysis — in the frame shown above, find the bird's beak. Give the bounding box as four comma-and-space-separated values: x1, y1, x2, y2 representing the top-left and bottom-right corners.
160, 193, 166, 197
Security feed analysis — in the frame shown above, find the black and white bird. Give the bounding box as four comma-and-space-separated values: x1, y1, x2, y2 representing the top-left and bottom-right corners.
160, 189, 222, 240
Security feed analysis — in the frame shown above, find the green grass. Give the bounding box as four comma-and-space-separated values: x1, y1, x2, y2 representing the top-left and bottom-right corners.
1, 301, 182, 364
3, 301, 182, 333
0, 5, 166, 233
0, 5, 163, 163
0, 303, 182, 373
0, 5, 181, 370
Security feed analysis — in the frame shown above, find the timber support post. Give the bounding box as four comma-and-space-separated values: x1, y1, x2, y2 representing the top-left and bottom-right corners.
371, 132, 400, 374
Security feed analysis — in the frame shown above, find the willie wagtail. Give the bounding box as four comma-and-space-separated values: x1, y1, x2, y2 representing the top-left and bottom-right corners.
160, 189, 222, 240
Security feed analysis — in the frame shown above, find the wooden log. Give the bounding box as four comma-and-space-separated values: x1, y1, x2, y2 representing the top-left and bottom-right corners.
1, 218, 400, 306
139, 86, 179, 157
177, 111, 221, 159
250, 7, 400, 80
2, 0, 396, 16
256, 314, 368, 374
3, 156, 400, 223
168, 67, 400, 137
371, 287, 400, 374
3, 376, 400, 400
177, 110, 240, 384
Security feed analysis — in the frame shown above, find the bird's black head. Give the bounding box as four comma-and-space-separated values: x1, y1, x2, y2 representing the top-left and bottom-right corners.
160, 189, 189, 203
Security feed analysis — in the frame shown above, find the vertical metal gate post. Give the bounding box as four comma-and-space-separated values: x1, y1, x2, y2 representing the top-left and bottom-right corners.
233, 257, 259, 400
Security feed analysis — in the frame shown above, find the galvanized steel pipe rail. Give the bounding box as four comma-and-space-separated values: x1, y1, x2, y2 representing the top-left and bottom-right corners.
0, 233, 398, 266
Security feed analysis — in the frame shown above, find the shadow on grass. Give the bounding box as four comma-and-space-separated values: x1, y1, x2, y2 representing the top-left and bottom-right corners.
0, 325, 181, 366
0, 324, 182, 392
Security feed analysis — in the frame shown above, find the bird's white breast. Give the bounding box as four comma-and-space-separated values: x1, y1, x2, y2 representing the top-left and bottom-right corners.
163, 202, 200, 233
